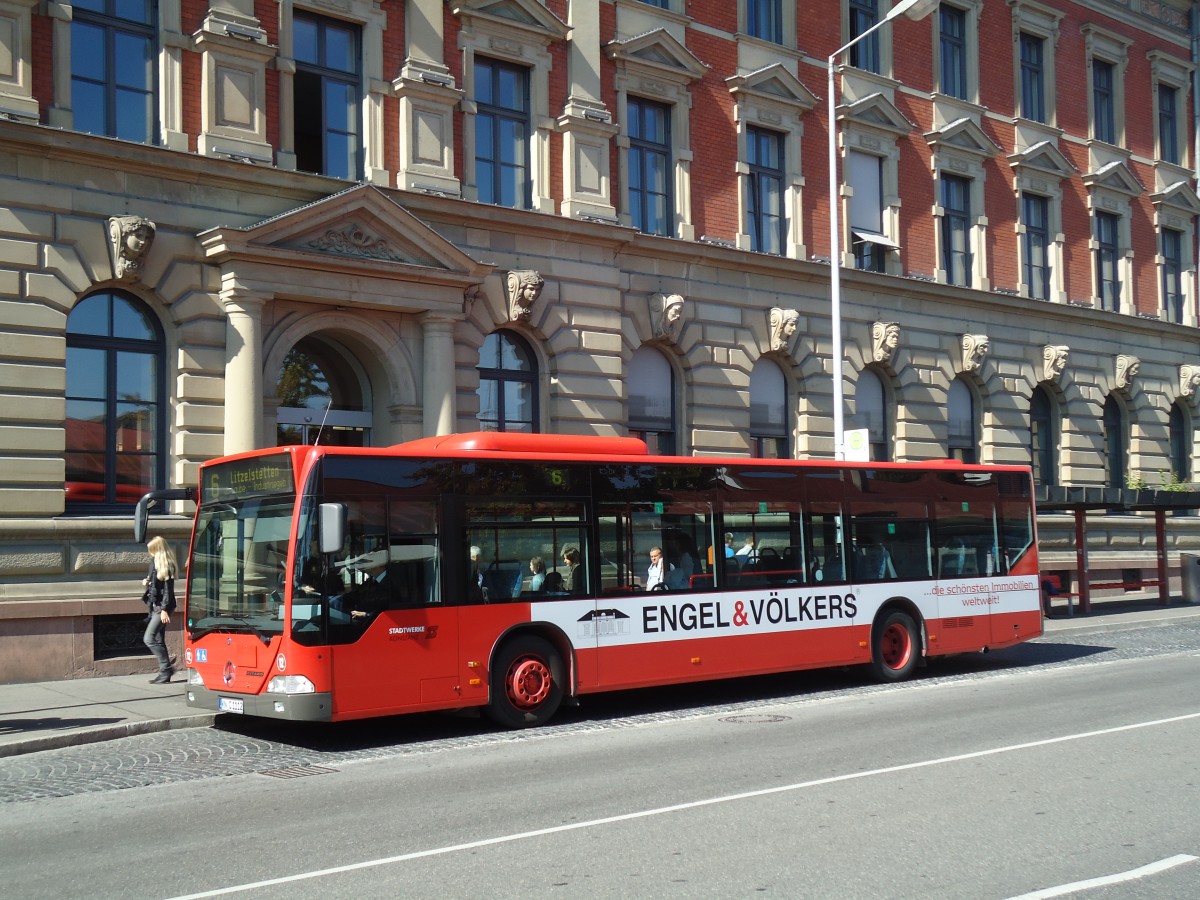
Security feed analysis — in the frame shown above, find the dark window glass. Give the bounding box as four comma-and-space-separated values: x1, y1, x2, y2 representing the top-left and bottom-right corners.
1095, 211, 1120, 312
1030, 386, 1056, 487
747, 0, 783, 44
1162, 228, 1185, 323
849, 0, 880, 74
1092, 59, 1115, 144
71, 0, 155, 143
1159, 83, 1179, 164
628, 97, 672, 236
849, 150, 887, 273
1170, 402, 1190, 483
294, 13, 361, 179
746, 127, 785, 255
475, 57, 531, 208
476, 331, 538, 433
65, 291, 165, 509
749, 359, 788, 459
1103, 395, 1126, 489
941, 174, 971, 287
947, 378, 976, 463
939, 6, 967, 100
1019, 33, 1045, 123
856, 369, 890, 462
1022, 194, 1050, 300
629, 347, 676, 454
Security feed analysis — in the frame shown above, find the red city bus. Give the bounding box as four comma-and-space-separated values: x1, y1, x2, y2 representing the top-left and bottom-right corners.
136, 433, 1042, 727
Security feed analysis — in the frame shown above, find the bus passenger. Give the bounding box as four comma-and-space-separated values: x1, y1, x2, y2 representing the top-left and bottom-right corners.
561, 547, 582, 593
529, 556, 546, 592
646, 547, 668, 590
468, 545, 486, 602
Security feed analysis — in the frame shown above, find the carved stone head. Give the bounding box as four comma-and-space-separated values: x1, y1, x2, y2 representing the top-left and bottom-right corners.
961, 334, 989, 373
1116, 355, 1140, 391
505, 270, 544, 322
769, 307, 800, 352
652, 293, 685, 342
107, 215, 156, 282
872, 322, 900, 363
1181, 365, 1200, 398
1043, 345, 1069, 382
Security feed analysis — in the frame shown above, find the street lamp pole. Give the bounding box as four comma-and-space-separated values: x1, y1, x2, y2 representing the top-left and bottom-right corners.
826, 0, 938, 460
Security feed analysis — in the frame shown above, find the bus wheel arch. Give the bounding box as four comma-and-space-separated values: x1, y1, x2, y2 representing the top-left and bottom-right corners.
486, 627, 570, 728
869, 600, 923, 683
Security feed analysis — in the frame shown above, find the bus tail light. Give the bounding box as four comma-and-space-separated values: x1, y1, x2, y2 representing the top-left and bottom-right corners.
267, 674, 316, 694
187, 667, 204, 685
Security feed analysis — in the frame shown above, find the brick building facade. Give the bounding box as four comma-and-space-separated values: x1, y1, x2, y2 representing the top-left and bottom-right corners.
0, 0, 1198, 681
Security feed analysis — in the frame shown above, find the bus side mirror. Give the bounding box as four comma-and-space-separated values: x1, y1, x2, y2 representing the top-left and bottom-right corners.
319, 503, 345, 555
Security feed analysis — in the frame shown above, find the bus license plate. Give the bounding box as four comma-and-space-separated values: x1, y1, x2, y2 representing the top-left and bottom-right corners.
218, 697, 244, 714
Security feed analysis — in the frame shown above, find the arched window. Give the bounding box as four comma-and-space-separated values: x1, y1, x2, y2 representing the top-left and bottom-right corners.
1030, 385, 1057, 487
1103, 394, 1127, 489
1169, 401, 1191, 484
276, 336, 371, 446
948, 378, 977, 463
65, 290, 165, 509
855, 369, 890, 461
477, 330, 538, 432
629, 347, 676, 454
749, 358, 789, 458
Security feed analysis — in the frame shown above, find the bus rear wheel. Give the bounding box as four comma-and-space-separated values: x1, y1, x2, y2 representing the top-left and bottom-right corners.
487, 635, 565, 728
870, 610, 918, 682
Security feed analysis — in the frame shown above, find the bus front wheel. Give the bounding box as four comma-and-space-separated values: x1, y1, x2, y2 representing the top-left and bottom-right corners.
487, 635, 565, 728
870, 610, 919, 682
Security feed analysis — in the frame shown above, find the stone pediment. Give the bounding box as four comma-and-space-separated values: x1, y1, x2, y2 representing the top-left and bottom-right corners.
727, 64, 818, 112
607, 28, 709, 82
1082, 160, 1144, 197
199, 185, 492, 309
453, 0, 570, 42
925, 117, 1001, 158
1007, 140, 1075, 180
1151, 181, 1200, 217
839, 93, 914, 137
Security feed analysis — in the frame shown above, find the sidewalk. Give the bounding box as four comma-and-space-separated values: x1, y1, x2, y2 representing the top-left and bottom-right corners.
1, 598, 1198, 759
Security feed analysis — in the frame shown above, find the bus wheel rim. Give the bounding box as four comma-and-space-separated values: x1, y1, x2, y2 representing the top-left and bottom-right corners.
507, 657, 552, 709
881, 623, 912, 670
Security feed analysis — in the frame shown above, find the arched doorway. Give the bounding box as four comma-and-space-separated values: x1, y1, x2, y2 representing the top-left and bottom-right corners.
275, 336, 373, 446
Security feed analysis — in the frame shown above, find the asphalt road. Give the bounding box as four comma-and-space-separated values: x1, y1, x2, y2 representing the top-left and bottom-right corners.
2, 623, 1200, 899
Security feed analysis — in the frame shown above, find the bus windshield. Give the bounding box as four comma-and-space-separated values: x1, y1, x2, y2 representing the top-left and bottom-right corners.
188, 496, 295, 642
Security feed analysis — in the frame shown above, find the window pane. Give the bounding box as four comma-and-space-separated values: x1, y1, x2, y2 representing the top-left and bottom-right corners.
113, 31, 151, 89
749, 360, 787, 432
112, 295, 154, 339
295, 18, 319, 64
67, 348, 107, 399
116, 351, 156, 402
114, 0, 152, 25
66, 400, 107, 449
324, 24, 356, 73
69, 295, 111, 337
116, 402, 156, 453
71, 22, 107, 81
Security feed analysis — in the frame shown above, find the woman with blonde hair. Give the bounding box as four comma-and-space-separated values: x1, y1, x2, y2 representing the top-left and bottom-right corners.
142, 535, 178, 684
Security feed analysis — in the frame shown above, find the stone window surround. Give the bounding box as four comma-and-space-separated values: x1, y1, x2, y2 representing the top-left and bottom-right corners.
1008, 0, 1064, 129
840, 0, 901, 79
739, 0, 797, 51
928, 126, 994, 291
1082, 23, 1131, 148
1147, 50, 1193, 169
1013, 172, 1066, 303
455, 4, 563, 215
841, 130, 902, 275
0, 0, 42, 122
611, 47, 701, 241
932, 0, 982, 106
1152, 200, 1197, 327
1087, 189, 1135, 316
729, 66, 815, 259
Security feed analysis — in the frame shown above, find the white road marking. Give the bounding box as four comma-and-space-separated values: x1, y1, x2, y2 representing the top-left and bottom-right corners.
1006, 853, 1199, 898
166, 710, 1200, 899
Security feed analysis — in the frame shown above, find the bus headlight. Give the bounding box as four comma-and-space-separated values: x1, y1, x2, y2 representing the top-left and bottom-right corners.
267, 674, 316, 694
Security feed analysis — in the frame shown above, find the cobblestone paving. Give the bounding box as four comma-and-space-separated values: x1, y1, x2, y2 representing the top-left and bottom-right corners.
2, 621, 1197, 805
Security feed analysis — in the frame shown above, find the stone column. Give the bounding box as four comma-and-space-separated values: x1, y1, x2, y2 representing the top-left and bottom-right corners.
222, 291, 267, 454
421, 312, 457, 436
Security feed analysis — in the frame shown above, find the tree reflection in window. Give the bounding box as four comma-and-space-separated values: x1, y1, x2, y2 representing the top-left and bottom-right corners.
65, 291, 164, 508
